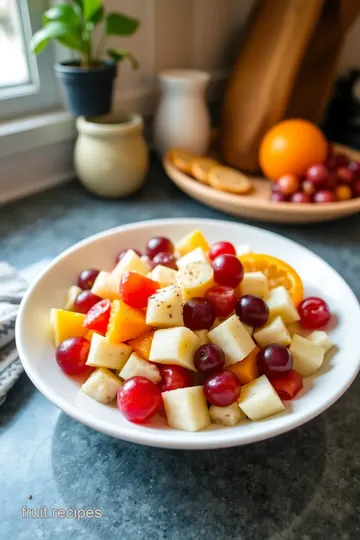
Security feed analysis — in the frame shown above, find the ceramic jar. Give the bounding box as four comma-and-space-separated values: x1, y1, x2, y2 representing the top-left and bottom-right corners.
154, 69, 211, 156
74, 113, 149, 198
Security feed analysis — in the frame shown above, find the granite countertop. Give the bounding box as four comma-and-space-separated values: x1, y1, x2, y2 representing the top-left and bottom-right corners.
0, 155, 359, 540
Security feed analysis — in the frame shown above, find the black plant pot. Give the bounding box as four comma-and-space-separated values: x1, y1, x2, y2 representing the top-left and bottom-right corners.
55, 61, 117, 117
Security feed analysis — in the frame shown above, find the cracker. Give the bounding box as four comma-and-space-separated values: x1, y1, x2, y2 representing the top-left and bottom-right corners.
208, 166, 252, 194
191, 157, 219, 184
167, 148, 196, 175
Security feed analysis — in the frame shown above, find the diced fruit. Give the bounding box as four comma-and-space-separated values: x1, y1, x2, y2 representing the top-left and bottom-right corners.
204, 371, 241, 406
266, 285, 300, 323
291, 192, 311, 203
194, 343, 225, 375
117, 376, 162, 423
120, 271, 159, 309
239, 271, 269, 299
193, 329, 210, 346
254, 316, 291, 347
289, 334, 325, 377
149, 327, 200, 371
235, 295, 269, 328
177, 247, 208, 269
175, 229, 210, 257
74, 290, 102, 314
286, 321, 303, 336
56, 337, 91, 375
65, 285, 82, 311
236, 244, 252, 257
307, 330, 334, 354
112, 249, 151, 281
183, 298, 216, 330
146, 285, 184, 328
208, 314, 256, 365
313, 190, 336, 203
226, 346, 259, 384
146, 236, 174, 259
148, 265, 177, 288
117, 248, 142, 263
269, 369, 303, 400
84, 330, 97, 341
238, 375, 285, 421
119, 352, 161, 384
91, 271, 121, 300
177, 260, 214, 301
82, 368, 122, 403
83, 299, 111, 335
298, 297, 331, 329
158, 365, 193, 392
277, 174, 300, 195
162, 386, 210, 432
128, 330, 155, 361
204, 286, 236, 317
50, 308, 87, 347
106, 300, 150, 343
335, 184, 352, 201
86, 333, 132, 370
209, 403, 245, 426
77, 268, 100, 290
209, 241, 236, 261
271, 192, 288, 202
257, 344, 293, 377
306, 164, 329, 186
151, 252, 177, 270
212, 254, 244, 288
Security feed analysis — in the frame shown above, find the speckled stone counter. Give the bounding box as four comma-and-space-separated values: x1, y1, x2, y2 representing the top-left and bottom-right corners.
1, 155, 359, 540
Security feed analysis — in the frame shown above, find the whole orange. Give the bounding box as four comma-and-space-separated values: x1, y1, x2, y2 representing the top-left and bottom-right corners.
259, 119, 328, 180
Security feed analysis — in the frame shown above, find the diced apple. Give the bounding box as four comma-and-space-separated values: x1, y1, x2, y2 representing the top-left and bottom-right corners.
120, 352, 161, 384
149, 327, 199, 371
91, 271, 121, 300
112, 249, 150, 280
289, 334, 325, 377
175, 229, 210, 257
176, 260, 214, 300
208, 314, 256, 365
238, 375, 285, 421
308, 331, 334, 354
236, 244, 252, 257
148, 265, 178, 288
194, 329, 210, 346
239, 272, 268, 299
86, 333, 132, 370
209, 403, 246, 426
162, 386, 210, 431
253, 316, 291, 347
266, 286, 300, 323
64, 285, 82, 311
146, 285, 183, 327
176, 247, 208, 269
50, 308, 87, 347
81, 368, 122, 403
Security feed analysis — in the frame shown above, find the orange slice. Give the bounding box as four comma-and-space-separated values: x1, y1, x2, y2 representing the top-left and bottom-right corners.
239, 254, 304, 305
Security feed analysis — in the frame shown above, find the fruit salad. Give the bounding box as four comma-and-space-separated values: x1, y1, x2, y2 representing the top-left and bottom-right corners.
50, 230, 335, 432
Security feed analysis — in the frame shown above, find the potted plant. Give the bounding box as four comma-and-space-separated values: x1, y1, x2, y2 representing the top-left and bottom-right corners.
30, 0, 139, 116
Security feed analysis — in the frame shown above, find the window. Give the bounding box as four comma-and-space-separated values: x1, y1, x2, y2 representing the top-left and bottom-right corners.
0, 0, 61, 121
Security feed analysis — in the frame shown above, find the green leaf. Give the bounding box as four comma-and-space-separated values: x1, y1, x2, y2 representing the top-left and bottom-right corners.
83, 0, 102, 22
105, 13, 139, 36
107, 48, 139, 69
30, 22, 82, 54
43, 5, 80, 27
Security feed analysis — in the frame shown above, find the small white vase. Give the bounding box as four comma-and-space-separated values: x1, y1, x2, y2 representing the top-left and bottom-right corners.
154, 69, 211, 156
74, 113, 149, 198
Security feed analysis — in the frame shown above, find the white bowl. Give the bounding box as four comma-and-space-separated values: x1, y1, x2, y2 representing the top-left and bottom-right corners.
16, 218, 360, 449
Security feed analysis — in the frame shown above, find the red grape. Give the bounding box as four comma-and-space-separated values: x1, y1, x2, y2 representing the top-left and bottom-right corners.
298, 297, 331, 329
306, 164, 329, 186
146, 237, 174, 259
77, 268, 100, 290
204, 286, 236, 317
56, 337, 91, 375
277, 174, 300, 195
348, 160, 360, 175
313, 190, 336, 203
291, 192, 311, 203
269, 369, 303, 400
209, 241, 236, 261
212, 254, 244, 288
235, 295, 269, 328
117, 376, 162, 423
183, 297, 216, 330
194, 344, 225, 376
257, 344, 293, 377
271, 191, 288, 202
327, 142, 333, 158
271, 182, 281, 193
353, 178, 360, 197
326, 153, 349, 170
158, 365, 193, 392
83, 299, 111, 334
336, 167, 353, 184
117, 248, 142, 263
302, 179, 316, 195
151, 252, 177, 270
204, 371, 241, 406
74, 290, 103, 314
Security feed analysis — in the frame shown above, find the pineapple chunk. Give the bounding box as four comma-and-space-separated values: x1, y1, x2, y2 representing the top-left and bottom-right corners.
176, 247, 208, 269
162, 386, 210, 431
290, 334, 325, 377
308, 331, 334, 354
91, 271, 121, 300
239, 272, 268, 299
86, 333, 132, 370
50, 308, 87, 347
148, 265, 177, 288
238, 375, 285, 421
266, 286, 300, 323
194, 329, 210, 346
236, 244, 252, 257
149, 327, 200, 371
64, 285, 82, 311
177, 260, 214, 301
81, 368, 122, 403
209, 403, 246, 426
112, 249, 150, 280
253, 316, 291, 347
146, 285, 183, 327
175, 229, 210, 257
120, 352, 161, 384
208, 314, 256, 365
